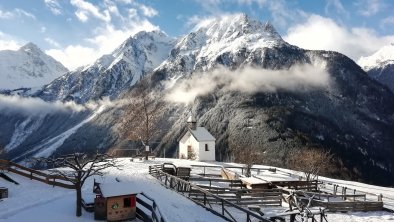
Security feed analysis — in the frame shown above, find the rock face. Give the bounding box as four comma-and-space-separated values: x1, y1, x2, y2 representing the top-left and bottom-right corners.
1, 14, 393, 185
0, 43, 68, 90
36, 31, 175, 103
358, 44, 394, 93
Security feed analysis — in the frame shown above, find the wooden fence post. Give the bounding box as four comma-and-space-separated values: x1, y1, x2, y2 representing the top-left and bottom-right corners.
378, 194, 383, 202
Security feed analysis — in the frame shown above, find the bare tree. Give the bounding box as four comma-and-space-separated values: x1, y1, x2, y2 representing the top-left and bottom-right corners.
120, 79, 164, 160
35, 153, 119, 217
229, 133, 264, 177
288, 148, 334, 181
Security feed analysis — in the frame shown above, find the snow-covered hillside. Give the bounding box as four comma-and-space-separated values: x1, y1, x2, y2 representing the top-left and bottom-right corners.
0, 43, 68, 90
37, 31, 175, 103
358, 44, 394, 92
1, 158, 393, 222
358, 44, 394, 71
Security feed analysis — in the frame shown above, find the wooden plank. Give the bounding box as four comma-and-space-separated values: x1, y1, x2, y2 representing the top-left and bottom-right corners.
309, 199, 383, 212
189, 177, 242, 183
8, 166, 75, 189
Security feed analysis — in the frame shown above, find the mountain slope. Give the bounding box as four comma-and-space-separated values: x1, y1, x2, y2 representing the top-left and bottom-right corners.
358, 44, 394, 92
36, 31, 175, 103
151, 14, 394, 185
0, 43, 68, 90
1, 14, 394, 185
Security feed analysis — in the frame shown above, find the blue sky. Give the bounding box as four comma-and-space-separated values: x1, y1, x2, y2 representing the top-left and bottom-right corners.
0, 0, 394, 70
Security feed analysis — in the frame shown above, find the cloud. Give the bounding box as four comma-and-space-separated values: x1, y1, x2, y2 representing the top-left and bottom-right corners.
325, 0, 349, 17
193, 0, 298, 28
0, 95, 87, 117
139, 5, 158, 17
284, 14, 394, 61
46, 45, 97, 70
0, 32, 23, 50
355, 0, 384, 17
0, 8, 36, 20
44, 37, 61, 48
380, 16, 394, 29
44, 0, 62, 15
70, 0, 111, 23
165, 64, 330, 105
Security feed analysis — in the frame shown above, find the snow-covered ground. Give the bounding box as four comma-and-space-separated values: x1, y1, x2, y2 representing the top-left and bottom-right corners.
1, 158, 393, 222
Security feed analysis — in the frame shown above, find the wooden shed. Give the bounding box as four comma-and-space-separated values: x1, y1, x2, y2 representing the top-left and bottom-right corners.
94, 182, 141, 221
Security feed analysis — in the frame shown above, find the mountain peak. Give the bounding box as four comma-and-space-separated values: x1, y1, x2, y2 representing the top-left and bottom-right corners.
19, 42, 42, 53
358, 44, 394, 71
192, 13, 284, 45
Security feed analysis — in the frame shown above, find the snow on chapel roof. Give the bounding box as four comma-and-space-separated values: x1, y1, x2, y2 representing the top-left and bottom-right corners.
189, 127, 215, 141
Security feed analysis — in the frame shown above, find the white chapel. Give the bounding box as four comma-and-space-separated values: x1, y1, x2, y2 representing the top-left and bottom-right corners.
178, 115, 216, 161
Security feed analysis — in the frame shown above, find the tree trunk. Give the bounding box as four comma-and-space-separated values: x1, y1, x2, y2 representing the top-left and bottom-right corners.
76, 182, 82, 217
246, 164, 252, 177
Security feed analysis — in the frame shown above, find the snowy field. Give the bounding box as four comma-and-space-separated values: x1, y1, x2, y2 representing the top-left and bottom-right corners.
1, 158, 393, 222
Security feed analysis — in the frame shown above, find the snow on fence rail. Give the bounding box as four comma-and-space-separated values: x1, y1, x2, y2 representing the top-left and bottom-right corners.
190, 164, 277, 177
149, 165, 271, 222
136, 192, 167, 222
0, 159, 74, 189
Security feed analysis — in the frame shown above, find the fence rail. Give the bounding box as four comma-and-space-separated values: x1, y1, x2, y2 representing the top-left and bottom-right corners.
0, 159, 75, 189
136, 192, 167, 222
149, 165, 271, 222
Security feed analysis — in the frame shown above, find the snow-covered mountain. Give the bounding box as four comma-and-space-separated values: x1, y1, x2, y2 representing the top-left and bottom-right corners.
157, 14, 289, 79
0, 43, 68, 90
1, 14, 394, 186
358, 44, 394, 92
36, 30, 175, 103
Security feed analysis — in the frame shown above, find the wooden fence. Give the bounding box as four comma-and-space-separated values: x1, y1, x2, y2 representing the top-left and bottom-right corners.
0, 159, 75, 189
190, 164, 277, 177
136, 192, 167, 222
149, 165, 271, 222
308, 199, 383, 212
188, 177, 246, 189
189, 185, 282, 207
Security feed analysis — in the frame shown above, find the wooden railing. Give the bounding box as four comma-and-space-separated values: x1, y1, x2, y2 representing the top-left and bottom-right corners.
189, 185, 282, 207
188, 177, 246, 189
0, 159, 75, 189
136, 192, 167, 222
149, 165, 271, 222
190, 164, 277, 177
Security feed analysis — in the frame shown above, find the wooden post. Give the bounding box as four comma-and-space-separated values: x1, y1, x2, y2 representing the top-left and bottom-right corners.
221, 199, 224, 215
353, 189, 356, 201
378, 194, 383, 202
